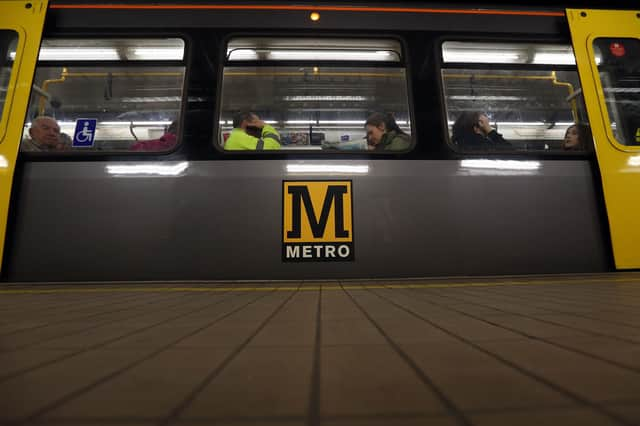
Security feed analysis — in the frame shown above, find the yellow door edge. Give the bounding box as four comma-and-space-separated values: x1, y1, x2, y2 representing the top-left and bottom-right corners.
0, 1, 49, 274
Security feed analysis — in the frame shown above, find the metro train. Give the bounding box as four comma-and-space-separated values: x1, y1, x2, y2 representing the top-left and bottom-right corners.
0, 0, 638, 281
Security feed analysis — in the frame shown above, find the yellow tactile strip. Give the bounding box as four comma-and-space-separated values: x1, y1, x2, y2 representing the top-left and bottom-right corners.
1, 273, 639, 295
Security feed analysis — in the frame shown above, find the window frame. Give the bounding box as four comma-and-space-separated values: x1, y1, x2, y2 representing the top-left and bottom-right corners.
436, 36, 594, 157
590, 36, 640, 151
215, 32, 416, 156
20, 33, 191, 157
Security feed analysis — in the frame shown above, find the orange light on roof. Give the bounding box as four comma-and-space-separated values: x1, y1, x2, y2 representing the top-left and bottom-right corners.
310, 11, 320, 21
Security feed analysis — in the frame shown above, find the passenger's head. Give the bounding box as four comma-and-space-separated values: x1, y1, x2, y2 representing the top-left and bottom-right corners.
232, 111, 258, 129
452, 111, 490, 143
365, 112, 403, 145
563, 123, 591, 150
29, 116, 61, 148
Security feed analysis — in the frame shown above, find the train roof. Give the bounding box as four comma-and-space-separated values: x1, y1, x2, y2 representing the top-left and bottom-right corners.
47, 0, 638, 10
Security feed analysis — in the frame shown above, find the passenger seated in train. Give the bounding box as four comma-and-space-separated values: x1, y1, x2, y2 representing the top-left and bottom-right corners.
131, 120, 179, 151
562, 123, 592, 151
224, 111, 281, 150
21, 116, 70, 152
451, 111, 510, 149
365, 112, 411, 151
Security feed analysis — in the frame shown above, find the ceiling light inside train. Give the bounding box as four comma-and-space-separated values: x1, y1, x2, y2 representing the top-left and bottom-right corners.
268, 50, 392, 61
287, 164, 369, 174
100, 121, 172, 126
130, 48, 184, 60
106, 162, 189, 176
38, 48, 120, 61
36, 47, 184, 61
444, 52, 520, 63
447, 121, 574, 127
283, 96, 369, 101
441, 42, 584, 65
532, 53, 576, 65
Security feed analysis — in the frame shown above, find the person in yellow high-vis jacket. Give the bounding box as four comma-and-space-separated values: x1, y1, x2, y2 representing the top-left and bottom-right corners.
224, 111, 281, 150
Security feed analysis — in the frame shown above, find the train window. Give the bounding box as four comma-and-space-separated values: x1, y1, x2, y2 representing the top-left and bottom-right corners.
441, 42, 591, 153
0, 31, 18, 131
21, 38, 185, 153
593, 38, 640, 147
219, 37, 412, 152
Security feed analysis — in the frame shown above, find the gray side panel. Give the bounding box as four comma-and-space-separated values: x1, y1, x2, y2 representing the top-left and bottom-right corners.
7, 160, 609, 281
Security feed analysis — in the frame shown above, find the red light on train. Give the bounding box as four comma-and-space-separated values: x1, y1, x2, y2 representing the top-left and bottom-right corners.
610, 42, 626, 57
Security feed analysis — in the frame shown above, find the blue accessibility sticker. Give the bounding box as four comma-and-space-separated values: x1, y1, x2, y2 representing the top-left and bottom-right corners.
72, 119, 97, 147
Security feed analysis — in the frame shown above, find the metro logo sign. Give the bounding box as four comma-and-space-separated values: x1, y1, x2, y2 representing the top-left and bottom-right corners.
282, 181, 354, 262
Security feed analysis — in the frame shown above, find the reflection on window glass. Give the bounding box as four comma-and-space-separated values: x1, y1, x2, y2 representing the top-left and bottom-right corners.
220, 38, 412, 152
21, 38, 185, 153
0, 31, 18, 125
593, 38, 640, 146
441, 42, 592, 153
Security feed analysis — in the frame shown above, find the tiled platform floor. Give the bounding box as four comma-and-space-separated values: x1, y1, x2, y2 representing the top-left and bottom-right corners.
1, 273, 639, 425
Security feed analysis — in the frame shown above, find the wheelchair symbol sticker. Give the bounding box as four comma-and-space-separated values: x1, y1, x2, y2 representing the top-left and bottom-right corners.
72, 119, 97, 147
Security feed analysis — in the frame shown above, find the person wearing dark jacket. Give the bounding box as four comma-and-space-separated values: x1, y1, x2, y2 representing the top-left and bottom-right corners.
452, 111, 510, 150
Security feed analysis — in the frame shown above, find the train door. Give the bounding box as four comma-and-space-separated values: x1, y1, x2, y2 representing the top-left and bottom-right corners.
0, 1, 48, 272
567, 9, 640, 269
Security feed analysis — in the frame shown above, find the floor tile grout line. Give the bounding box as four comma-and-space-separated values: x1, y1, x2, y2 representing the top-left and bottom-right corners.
342, 281, 473, 426
159, 284, 302, 426
483, 288, 640, 314
383, 288, 640, 327
432, 285, 640, 323
497, 280, 640, 297
449, 286, 631, 314
492, 287, 640, 310
435, 287, 640, 346
482, 285, 640, 310
0, 292, 203, 353
371, 286, 635, 426
0, 290, 236, 384
306, 286, 322, 426
461, 287, 640, 331
354, 276, 640, 288
0, 291, 137, 314
0, 292, 151, 337
0, 291, 181, 339
458, 287, 632, 310
447, 285, 640, 310
0, 288, 155, 316
597, 397, 640, 405
7, 400, 640, 424
13, 290, 276, 426
401, 288, 640, 374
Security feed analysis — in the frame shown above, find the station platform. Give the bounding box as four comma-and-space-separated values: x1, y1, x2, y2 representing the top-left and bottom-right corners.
1, 273, 639, 426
